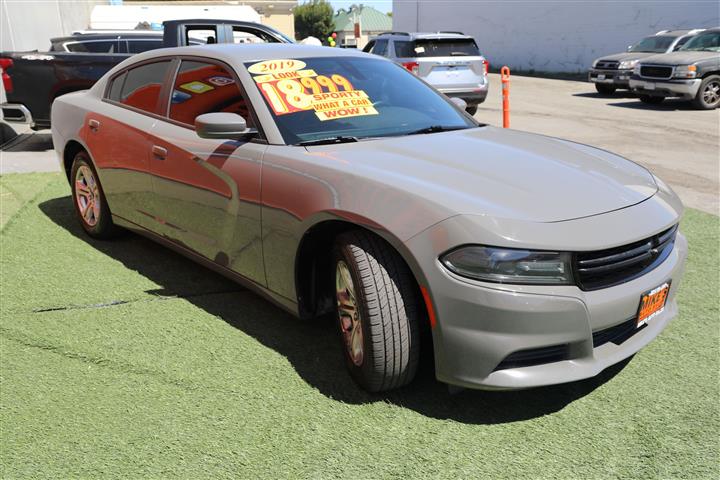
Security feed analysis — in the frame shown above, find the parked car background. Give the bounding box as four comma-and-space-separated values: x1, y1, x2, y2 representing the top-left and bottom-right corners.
629, 27, 720, 109
363, 31, 489, 115
0, 19, 293, 130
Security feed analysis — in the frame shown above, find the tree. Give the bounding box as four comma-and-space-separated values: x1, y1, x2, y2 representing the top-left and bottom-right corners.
294, 0, 334, 42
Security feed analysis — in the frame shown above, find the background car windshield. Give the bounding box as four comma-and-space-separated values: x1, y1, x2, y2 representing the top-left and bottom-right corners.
679, 32, 720, 52
629, 35, 675, 52
245, 56, 476, 144
395, 38, 480, 57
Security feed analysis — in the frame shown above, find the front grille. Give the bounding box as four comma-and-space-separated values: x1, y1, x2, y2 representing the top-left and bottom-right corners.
640, 65, 673, 79
593, 318, 645, 348
574, 225, 677, 291
595, 60, 619, 70
493, 344, 568, 371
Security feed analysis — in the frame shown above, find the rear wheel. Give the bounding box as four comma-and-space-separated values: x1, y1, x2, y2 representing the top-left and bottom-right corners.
333, 231, 420, 392
692, 75, 720, 110
595, 83, 616, 95
639, 95, 664, 105
70, 151, 119, 239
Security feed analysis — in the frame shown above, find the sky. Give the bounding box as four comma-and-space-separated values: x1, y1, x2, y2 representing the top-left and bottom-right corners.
303, 1, 393, 14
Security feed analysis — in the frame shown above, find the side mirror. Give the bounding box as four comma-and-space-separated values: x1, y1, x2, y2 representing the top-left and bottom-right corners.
195, 112, 257, 140
450, 97, 467, 110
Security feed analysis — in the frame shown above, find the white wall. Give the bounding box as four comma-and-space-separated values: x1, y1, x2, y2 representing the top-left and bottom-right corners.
1, 0, 104, 52
393, 0, 719, 72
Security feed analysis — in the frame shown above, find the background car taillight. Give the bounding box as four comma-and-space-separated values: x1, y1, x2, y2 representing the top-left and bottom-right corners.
402, 61, 419, 75
0, 58, 13, 93
483, 59, 489, 76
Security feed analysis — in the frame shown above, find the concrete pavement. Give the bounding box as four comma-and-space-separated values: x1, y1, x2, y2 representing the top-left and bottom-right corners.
1, 74, 718, 214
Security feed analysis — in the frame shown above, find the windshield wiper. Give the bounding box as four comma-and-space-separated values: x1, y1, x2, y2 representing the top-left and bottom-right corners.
295, 136, 360, 146
403, 125, 468, 136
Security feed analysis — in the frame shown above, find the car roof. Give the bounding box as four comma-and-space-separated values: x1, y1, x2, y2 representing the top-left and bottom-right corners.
654, 29, 705, 37
51, 31, 163, 42
377, 31, 474, 40
130, 43, 370, 63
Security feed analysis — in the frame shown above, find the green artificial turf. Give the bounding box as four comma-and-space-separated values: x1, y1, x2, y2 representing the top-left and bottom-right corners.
1, 172, 718, 479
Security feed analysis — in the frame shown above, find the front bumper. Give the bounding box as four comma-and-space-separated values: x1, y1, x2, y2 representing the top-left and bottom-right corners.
405, 191, 687, 390
588, 69, 632, 87
629, 76, 701, 99
438, 84, 489, 105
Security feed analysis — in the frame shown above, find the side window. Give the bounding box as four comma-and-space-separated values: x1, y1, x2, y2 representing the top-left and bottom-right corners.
66, 40, 119, 53
372, 39, 389, 56
393, 40, 414, 58
119, 61, 171, 114
168, 60, 254, 128
107, 71, 127, 101
362, 40, 376, 53
673, 36, 690, 51
185, 26, 217, 45
126, 39, 163, 54
233, 26, 276, 44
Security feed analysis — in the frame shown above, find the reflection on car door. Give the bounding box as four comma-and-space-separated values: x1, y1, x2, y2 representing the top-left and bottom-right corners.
83, 60, 172, 231
148, 59, 267, 285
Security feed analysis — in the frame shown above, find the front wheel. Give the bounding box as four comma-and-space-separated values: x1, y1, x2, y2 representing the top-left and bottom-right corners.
333, 231, 421, 392
639, 95, 664, 105
70, 151, 119, 239
595, 83, 616, 95
692, 75, 720, 110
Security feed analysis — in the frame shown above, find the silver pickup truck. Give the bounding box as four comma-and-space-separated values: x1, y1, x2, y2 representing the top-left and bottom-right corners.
589, 29, 704, 94
629, 28, 720, 109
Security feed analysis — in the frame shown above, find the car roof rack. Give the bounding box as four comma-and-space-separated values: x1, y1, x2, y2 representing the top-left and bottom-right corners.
437, 31, 464, 35
687, 28, 706, 34
654, 29, 669, 35
378, 31, 410, 36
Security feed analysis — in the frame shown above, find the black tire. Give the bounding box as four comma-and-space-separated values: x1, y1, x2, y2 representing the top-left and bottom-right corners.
639, 95, 664, 105
691, 75, 720, 110
595, 83, 616, 95
70, 151, 119, 239
332, 230, 420, 392
465, 105, 478, 116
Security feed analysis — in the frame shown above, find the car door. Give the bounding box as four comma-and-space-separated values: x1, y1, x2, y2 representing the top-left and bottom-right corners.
83, 59, 172, 230
147, 58, 266, 284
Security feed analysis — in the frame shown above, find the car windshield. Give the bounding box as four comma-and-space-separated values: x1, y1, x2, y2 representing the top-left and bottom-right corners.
679, 32, 720, 52
628, 35, 676, 53
244, 56, 477, 144
395, 38, 480, 58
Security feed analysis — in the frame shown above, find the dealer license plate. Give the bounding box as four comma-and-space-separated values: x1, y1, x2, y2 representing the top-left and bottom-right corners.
643, 81, 655, 90
597, 74, 606, 80
637, 282, 671, 327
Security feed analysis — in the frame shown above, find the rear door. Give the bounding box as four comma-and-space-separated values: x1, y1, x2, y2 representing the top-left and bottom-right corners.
394, 38, 486, 90
83, 59, 172, 230
147, 58, 266, 284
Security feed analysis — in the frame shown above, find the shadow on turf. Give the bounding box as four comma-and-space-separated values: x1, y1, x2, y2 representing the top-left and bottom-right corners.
40, 196, 630, 425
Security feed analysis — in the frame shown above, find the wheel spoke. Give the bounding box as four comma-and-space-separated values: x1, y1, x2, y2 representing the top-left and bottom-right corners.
336, 260, 364, 367
83, 200, 95, 222
75, 180, 91, 198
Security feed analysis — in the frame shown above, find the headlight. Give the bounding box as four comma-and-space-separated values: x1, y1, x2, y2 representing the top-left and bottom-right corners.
673, 65, 697, 78
633, 64, 642, 75
440, 246, 574, 285
618, 59, 638, 69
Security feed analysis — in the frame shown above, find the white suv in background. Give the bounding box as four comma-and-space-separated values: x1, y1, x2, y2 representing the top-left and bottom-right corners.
364, 31, 489, 115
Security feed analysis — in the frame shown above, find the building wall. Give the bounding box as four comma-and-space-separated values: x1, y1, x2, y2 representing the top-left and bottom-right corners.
261, 12, 295, 39
392, 0, 719, 72
1, 0, 104, 52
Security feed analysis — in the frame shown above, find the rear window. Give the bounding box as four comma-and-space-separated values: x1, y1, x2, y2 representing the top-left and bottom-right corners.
117, 61, 171, 114
126, 39, 162, 54
65, 40, 119, 53
395, 38, 480, 58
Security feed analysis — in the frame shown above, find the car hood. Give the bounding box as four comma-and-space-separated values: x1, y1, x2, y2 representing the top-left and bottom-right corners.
307, 127, 657, 223
639, 51, 720, 65
595, 52, 659, 62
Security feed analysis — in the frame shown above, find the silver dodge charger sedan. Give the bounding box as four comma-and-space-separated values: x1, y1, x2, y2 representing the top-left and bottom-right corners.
51, 44, 687, 392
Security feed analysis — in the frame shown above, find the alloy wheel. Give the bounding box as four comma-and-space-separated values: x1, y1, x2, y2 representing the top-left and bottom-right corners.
703, 80, 720, 106
75, 165, 101, 227
336, 260, 364, 366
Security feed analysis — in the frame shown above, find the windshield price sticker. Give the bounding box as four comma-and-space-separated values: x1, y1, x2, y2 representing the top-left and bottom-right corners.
247, 59, 306, 75
248, 61, 379, 121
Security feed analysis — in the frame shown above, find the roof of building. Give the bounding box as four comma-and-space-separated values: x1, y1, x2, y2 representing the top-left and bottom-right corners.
334, 4, 391, 33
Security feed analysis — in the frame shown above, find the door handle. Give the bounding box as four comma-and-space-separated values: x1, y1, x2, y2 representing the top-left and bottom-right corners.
88, 119, 100, 132
152, 145, 167, 160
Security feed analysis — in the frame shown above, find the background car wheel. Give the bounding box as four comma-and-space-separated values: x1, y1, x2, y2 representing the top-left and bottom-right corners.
70, 151, 119, 239
595, 83, 616, 95
639, 95, 664, 105
333, 230, 420, 392
692, 75, 720, 110
465, 105, 478, 116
